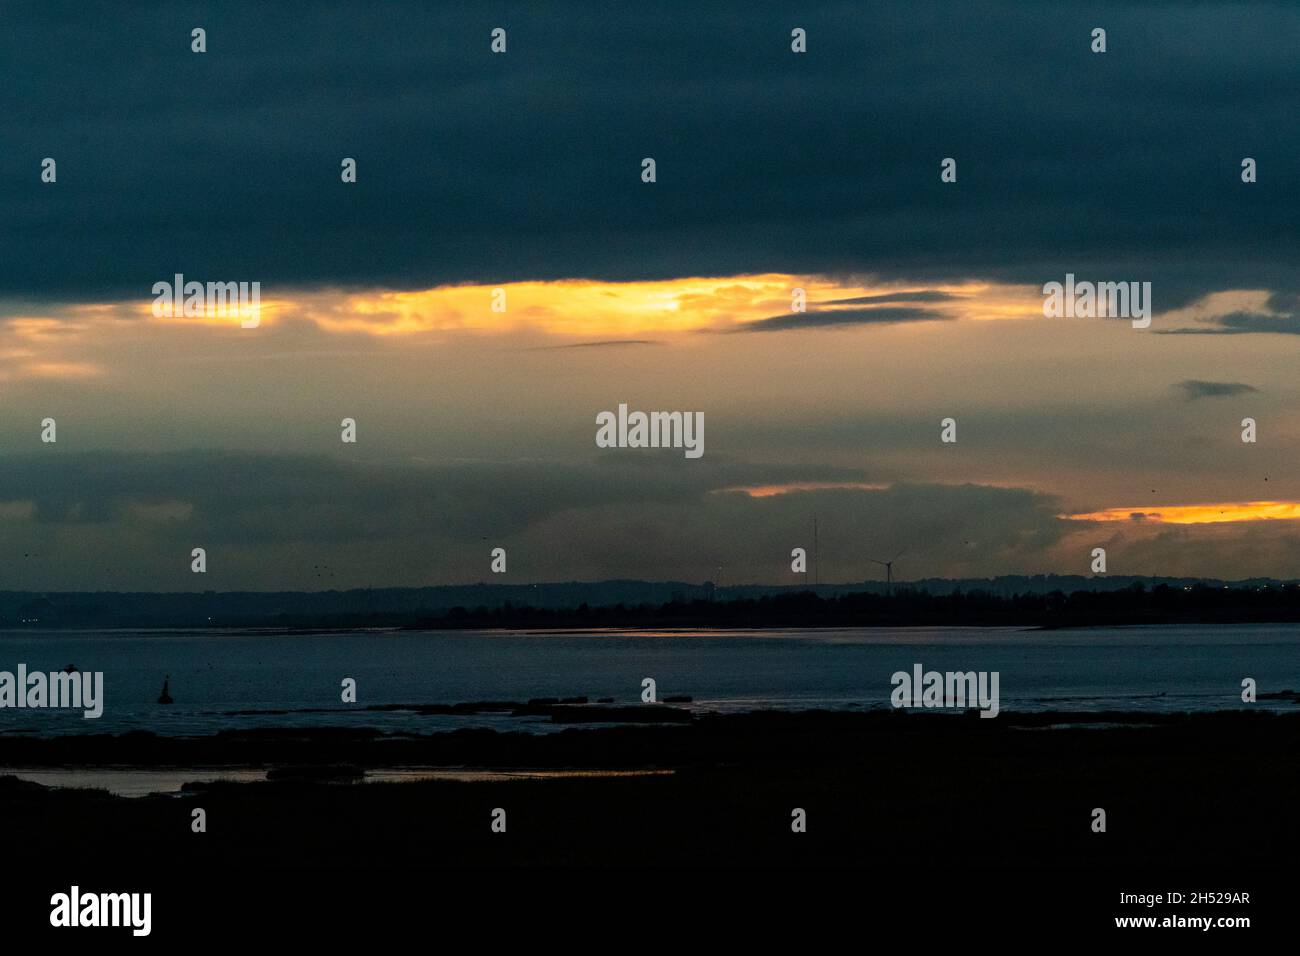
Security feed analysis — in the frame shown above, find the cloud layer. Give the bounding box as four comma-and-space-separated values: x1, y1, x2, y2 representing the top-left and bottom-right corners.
2, 1, 1296, 308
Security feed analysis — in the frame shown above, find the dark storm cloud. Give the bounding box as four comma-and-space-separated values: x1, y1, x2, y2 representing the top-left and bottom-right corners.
729, 306, 947, 331
0, 450, 882, 538
823, 291, 962, 305
1174, 380, 1258, 400
0, 451, 1071, 588
2, 1, 1297, 304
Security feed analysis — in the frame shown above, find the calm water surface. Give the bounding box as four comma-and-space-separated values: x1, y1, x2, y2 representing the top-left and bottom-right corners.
0, 624, 1296, 738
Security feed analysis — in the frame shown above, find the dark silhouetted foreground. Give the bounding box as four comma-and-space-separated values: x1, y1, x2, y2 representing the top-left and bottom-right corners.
2, 709, 1296, 868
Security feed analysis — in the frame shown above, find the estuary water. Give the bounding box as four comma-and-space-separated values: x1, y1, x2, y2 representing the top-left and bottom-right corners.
1, 624, 1297, 738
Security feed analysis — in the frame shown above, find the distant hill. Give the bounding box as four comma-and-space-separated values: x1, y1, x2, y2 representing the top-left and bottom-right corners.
1, 575, 1298, 628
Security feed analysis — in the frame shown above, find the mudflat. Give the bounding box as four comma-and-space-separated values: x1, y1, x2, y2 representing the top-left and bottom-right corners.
2, 709, 1295, 868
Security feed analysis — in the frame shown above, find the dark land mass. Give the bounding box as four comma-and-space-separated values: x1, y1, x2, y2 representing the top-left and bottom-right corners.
402, 583, 1300, 630
2, 709, 1297, 869
4, 580, 1300, 630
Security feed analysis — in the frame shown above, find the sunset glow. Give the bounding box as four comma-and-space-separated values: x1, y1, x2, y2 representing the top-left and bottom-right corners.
107, 276, 1035, 337
1063, 502, 1300, 525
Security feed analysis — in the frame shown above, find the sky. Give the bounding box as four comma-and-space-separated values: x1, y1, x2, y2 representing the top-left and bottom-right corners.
2, 0, 1299, 590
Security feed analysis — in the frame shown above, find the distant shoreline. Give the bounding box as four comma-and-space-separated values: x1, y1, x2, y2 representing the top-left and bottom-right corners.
3, 619, 1297, 635
0, 623, 1046, 636
6, 581, 1300, 630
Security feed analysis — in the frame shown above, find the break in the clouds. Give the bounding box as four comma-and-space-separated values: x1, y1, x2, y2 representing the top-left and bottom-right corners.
824, 292, 964, 306
1, 0, 1297, 308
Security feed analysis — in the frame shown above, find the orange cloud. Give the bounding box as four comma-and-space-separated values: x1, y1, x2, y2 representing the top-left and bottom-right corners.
5, 275, 1049, 342
1063, 501, 1300, 525
221, 276, 1038, 337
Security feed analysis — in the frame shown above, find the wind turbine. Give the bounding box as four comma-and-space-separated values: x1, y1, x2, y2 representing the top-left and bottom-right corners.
866, 549, 907, 595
